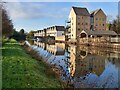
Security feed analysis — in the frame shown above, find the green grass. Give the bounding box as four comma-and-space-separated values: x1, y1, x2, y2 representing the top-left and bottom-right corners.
2, 39, 61, 88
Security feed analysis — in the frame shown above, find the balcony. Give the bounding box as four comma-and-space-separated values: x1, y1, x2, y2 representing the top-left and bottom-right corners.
67, 29, 71, 33
66, 19, 71, 23
68, 34, 71, 39
66, 25, 71, 29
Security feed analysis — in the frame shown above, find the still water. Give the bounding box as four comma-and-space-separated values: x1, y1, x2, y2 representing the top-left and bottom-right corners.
28, 40, 120, 88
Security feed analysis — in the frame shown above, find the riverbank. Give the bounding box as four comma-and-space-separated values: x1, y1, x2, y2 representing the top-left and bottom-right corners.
2, 39, 62, 88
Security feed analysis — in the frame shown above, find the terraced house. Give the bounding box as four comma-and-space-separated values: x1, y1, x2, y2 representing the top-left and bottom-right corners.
34, 26, 65, 41
34, 29, 46, 41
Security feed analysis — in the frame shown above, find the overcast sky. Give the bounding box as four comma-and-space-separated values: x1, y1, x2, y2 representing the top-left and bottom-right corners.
4, 1, 118, 32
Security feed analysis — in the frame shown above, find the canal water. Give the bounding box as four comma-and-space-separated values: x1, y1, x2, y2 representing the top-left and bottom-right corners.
27, 40, 120, 88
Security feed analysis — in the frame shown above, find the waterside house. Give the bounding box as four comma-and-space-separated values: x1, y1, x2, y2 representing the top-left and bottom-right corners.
34, 26, 65, 41
65, 7, 90, 42
65, 6, 118, 44
33, 6, 118, 46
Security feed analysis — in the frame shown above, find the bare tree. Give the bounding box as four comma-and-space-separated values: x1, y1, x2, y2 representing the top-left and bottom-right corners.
1, 1, 13, 39
107, 15, 113, 23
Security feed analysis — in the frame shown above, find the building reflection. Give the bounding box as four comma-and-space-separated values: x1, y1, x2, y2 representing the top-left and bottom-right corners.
67, 46, 119, 81
32, 40, 120, 88
34, 40, 47, 50
33, 40, 65, 56
67, 45, 106, 77
66, 44, 76, 77
33, 40, 120, 77
46, 43, 65, 55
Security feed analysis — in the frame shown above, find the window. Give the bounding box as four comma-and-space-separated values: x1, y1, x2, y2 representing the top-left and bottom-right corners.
103, 24, 104, 26
78, 23, 80, 25
97, 36, 102, 37
62, 33, 64, 35
99, 18, 101, 20
78, 17, 80, 19
96, 24, 98, 26
82, 23, 83, 25
86, 23, 88, 25
102, 18, 104, 21
72, 34, 73, 36
78, 28, 80, 31
82, 17, 83, 19
72, 17, 73, 20
90, 17, 93, 23
96, 18, 98, 20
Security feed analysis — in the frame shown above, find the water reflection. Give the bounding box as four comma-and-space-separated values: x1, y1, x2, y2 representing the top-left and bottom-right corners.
29, 40, 120, 88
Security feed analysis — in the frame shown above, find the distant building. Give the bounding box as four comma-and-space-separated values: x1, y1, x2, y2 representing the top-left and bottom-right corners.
34, 26, 65, 41
46, 26, 65, 41
34, 29, 46, 37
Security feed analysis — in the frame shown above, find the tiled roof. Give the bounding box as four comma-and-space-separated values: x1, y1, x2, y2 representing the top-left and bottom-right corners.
90, 9, 101, 16
72, 7, 90, 16
81, 30, 117, 36
55, 26, 66, 31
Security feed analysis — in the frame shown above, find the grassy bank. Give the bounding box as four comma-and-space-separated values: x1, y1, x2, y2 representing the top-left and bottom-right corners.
2, 39, 62, 88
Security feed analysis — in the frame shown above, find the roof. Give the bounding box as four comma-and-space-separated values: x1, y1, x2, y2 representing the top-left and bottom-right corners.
90, 9, 100, 16
72, 7, 90, 16
90, 9, 106, 16
47, 26, 66, 31
55, 26, 66, 31
34, 26, 66, 33
56, 51, 65, 55
38, 30, 43, 32
80, 30, 117, 36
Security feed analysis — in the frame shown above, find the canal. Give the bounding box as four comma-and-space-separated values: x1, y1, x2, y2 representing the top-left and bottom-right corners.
27, 40, 120, 88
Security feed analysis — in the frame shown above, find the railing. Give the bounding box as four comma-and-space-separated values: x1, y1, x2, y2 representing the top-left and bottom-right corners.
67, 29, 71, 33
66, 19, 71, 23
79, 37, 111, 44
79, 37, 120, 47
